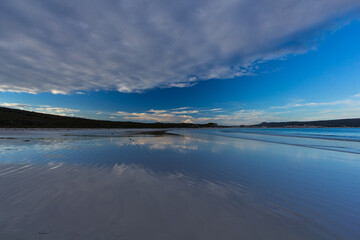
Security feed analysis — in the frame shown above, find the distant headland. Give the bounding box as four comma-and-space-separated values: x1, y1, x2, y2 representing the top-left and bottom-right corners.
0, 107, 219, 129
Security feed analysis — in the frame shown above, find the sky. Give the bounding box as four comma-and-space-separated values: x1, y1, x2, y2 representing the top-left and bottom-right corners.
1, 0, 360, 125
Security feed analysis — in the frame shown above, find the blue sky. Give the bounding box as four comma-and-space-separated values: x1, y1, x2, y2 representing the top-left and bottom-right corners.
1, 0, 360, 125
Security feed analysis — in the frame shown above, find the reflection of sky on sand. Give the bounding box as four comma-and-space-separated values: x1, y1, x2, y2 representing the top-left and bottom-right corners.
0, 161, 323, 240
1, 129, 360, 239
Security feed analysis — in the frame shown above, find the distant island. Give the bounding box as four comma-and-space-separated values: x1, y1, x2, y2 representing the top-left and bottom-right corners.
1, 107, 360, 128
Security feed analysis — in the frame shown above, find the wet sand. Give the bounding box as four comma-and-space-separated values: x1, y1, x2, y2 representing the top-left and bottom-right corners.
0, 129, 359, 239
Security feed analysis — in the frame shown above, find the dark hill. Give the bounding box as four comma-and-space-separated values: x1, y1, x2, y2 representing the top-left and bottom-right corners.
247, 118, 360, 128
0, 107, 219, 128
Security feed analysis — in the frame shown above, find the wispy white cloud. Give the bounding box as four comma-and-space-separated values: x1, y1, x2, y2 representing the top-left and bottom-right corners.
208, 108, 223, 112
171, 110, 199, 114
0, 103, 32, 109
93, 94, 360, 125
113, 107, 216, 123
109, 107, 280, 125
1, 102, 79, 117
171, 107, 192, 110
307, 108, 360, 120
202, 110, 281, 125
0, 0, 359, 93
3, 95, 360, 125
164, 83, 198, 88
271, 98, 360, 109
34, 106, 80, 116
117, 112, 176, 123
148, 109, 168, 114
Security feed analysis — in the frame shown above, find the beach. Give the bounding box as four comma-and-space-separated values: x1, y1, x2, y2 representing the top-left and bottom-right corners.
0, 128, 359, 239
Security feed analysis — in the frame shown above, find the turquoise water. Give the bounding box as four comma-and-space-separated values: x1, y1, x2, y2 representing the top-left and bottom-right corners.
0, 128, 360, 239
175, 128, 360, 154
221, 128, 360, 141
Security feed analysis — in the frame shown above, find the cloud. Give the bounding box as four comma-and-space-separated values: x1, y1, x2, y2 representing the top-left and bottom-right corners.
50, 90, 68, 95
298, 107, 360, 121
171, 110, 199, 114
102, 93, 360, 124
3, 98, 360, 125
34, 106, 80, 116
110, 107, 280, 124
171, 107, 192, 110
271, 99, 360, 109
0, 101, 277, 124
0, 103, 32, 109
205, 110, 281, 125
148, 109, 168, 114
0, 0, 359, 93
165, 82, 198, 88
1, 102, 79, 116
116, 111, 177, 122
114, 107, 210, 123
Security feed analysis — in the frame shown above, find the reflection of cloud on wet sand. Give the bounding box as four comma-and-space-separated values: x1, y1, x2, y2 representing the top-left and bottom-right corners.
113, 135, 199, 152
